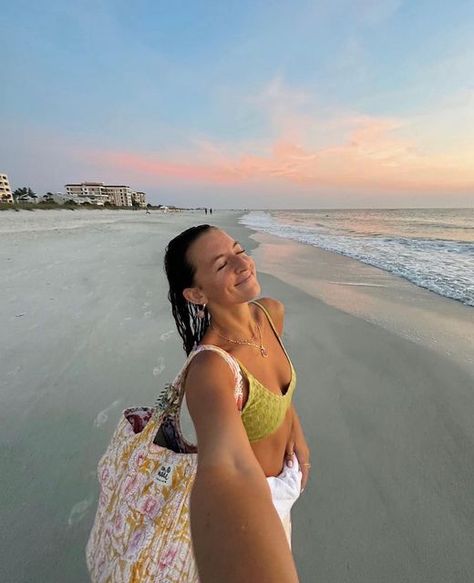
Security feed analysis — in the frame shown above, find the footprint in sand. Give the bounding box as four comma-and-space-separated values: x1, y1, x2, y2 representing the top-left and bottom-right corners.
7, 365, 22, 376
153, 357, 166, 376
94, 399, 121, 427
160, 330, 174, 341
68, 498, 94, 526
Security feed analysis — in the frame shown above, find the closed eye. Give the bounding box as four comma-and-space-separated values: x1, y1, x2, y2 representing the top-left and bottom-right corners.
217, 249, 246, 271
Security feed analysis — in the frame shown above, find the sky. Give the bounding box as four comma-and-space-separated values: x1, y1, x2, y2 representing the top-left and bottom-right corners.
1, 0, 473, 208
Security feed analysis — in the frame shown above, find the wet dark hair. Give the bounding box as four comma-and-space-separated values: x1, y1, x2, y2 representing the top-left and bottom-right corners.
164, 224, 216, 355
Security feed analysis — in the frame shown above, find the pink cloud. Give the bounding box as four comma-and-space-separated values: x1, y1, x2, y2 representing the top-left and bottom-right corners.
82, 74, 473, 196
88, 112, 474, 195
98, 151, 238, 185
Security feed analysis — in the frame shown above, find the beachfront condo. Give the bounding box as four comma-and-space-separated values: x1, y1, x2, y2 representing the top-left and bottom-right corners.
0, 173, 13, 203
65, 182, 147, 207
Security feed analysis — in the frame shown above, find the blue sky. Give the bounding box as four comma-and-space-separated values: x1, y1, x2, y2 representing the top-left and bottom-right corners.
1, 0, 473, 207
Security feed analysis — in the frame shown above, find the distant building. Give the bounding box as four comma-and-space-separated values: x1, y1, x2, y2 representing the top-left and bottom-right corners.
19, 195, 39, 203
104, 185, 133, 207
0, 173, 13, 203
65, 182, 109, 205
64, 182, 147, 207
132, 191, 147, 208
51, 192, 77, 205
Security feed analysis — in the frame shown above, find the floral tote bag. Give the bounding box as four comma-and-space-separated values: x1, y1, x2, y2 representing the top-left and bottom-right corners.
85, 345, 243, 583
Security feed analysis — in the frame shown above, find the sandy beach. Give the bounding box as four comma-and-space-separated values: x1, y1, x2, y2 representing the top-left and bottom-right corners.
1, 208, 473, 583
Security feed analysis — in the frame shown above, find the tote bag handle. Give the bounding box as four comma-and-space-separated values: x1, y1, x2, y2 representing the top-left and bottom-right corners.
140, 345, 243, 451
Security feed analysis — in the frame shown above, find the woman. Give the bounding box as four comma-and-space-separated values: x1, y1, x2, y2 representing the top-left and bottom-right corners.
164, 224, 311, 582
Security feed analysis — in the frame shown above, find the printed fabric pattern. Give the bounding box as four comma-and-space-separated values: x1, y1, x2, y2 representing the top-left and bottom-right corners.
85, 345, 243, 583
86, 339, 298, 582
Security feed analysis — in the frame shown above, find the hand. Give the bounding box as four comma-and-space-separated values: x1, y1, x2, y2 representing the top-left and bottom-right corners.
285, 430, 311, 493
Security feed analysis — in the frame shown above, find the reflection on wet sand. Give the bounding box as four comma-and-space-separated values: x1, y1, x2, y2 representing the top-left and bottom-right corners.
250, 231, 474, 373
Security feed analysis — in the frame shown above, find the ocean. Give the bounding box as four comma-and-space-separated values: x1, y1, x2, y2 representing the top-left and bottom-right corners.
240, 208, 474, 307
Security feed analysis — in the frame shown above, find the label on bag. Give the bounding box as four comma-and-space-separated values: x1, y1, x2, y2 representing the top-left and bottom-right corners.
155, 462, 175, 485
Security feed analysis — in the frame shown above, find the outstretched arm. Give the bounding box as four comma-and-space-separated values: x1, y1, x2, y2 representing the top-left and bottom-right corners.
185, 350, 300, 583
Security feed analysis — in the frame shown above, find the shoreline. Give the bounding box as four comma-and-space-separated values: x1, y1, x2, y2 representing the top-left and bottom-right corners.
239, 209, 474, 310
241, 226, 474, 375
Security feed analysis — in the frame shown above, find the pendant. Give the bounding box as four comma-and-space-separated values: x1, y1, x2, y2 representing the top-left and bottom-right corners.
260, 346, 269, 358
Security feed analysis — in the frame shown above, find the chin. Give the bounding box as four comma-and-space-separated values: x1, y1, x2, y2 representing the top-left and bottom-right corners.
248, 279, 261, 298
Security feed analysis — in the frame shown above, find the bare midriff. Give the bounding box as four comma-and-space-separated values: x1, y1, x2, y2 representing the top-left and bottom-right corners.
249, 402, 293, 477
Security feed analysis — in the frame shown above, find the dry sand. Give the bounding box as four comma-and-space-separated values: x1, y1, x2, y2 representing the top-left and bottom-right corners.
1, 208, 473, 582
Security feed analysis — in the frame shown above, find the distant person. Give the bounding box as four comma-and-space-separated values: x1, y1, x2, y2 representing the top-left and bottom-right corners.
205, 208, 208, 215
209, 207, 213, 215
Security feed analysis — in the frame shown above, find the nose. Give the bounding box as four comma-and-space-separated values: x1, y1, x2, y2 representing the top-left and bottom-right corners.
235, 254, 252, 272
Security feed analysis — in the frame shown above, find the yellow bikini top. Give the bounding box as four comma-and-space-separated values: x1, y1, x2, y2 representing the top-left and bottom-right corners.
191, 300, 297, 442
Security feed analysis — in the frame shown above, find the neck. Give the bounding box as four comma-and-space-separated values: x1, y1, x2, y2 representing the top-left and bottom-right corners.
208, 300, 257, 338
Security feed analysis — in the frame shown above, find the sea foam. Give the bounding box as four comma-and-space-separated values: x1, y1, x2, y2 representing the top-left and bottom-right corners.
240, 210, 474, 307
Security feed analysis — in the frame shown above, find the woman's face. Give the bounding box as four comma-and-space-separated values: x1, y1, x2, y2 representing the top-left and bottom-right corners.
185, 228, 260, 306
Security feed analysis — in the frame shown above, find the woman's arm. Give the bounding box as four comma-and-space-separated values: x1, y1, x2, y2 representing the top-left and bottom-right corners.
185, 350, 299, 583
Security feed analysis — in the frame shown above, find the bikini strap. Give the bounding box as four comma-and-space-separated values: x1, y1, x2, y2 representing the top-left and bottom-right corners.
251, 300, 293, 364
251, 300, 280, 337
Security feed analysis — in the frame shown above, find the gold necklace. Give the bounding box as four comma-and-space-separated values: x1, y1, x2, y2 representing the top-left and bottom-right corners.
211, 320, 269, 358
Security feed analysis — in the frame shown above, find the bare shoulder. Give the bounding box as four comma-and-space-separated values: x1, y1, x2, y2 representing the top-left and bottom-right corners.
183, 349, 256, 471
255, 297, 285, 335
183, 349, 241, 432
184, 349, 236, 400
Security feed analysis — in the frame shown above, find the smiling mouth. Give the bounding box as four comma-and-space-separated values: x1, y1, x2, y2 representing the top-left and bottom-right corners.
236, 272, 253, 286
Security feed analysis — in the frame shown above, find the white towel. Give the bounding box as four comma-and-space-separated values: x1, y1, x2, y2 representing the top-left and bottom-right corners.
266, 454, 302, 548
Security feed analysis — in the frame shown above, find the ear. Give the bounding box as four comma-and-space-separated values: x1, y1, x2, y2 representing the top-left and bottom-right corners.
182, 287, 207, 305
